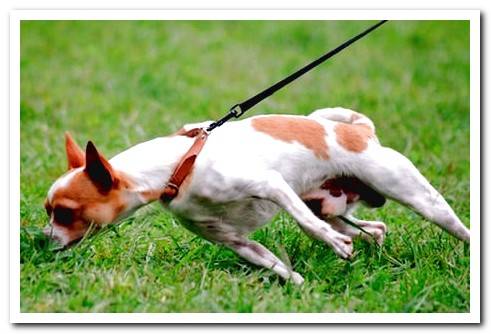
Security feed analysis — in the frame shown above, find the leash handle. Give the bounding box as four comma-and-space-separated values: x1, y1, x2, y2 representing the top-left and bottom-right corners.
206, 20, 388, 132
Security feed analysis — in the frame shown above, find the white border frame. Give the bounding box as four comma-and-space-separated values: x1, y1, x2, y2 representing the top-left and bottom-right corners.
10, 9, 480, 323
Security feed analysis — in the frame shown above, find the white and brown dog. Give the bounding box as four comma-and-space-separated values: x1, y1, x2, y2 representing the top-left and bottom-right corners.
44, 107, 470, 284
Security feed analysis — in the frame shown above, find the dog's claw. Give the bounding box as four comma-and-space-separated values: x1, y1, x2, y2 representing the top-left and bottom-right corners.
291, 272, 305, 285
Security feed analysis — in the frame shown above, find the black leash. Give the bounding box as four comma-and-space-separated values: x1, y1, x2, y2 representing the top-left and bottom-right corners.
204, 21, 389, 241
206, 20, 388, 132
337, 215, 374, 239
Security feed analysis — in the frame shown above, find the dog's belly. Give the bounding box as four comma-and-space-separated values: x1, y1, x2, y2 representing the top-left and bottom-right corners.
172, 197, 280, 243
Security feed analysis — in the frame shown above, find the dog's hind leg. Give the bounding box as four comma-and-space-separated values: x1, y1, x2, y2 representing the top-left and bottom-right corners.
223, 237, 304, 285
329, 216, 387, 246
353, 147, 470, 242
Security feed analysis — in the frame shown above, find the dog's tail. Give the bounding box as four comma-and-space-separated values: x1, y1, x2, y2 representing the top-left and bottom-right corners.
309, 107, 376, 132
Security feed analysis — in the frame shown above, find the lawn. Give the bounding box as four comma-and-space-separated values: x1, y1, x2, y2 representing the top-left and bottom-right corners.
20, 20, 470, 313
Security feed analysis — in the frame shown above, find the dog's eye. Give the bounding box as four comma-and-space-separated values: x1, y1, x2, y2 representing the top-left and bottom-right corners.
53, 207, 74, 226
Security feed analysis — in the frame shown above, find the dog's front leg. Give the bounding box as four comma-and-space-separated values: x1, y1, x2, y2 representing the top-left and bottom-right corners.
224, 238, 305, 285
252, 171, 353, 259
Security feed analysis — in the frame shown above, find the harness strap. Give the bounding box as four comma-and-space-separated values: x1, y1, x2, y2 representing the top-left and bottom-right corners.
161, 128, 208, 202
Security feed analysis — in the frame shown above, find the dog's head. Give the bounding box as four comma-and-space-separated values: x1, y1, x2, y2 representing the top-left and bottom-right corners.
43, 133, 136, 246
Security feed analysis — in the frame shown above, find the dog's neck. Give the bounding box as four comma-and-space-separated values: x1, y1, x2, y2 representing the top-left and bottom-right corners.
109, 135, 195, 204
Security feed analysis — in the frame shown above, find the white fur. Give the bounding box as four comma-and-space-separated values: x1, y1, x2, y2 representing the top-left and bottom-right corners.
47, 107, 470, 284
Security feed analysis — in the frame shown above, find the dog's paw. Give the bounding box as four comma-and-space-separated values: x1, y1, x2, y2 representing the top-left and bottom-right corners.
291, 272, 305, 285
373, 221, 387, 234
369, 229, 385, 246
329, 231, 353, 259
360, 221, 387, 246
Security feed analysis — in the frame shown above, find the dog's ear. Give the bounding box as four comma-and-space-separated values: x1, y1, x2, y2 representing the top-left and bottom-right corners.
65, 132, 85, 169
84, 141, 116, 192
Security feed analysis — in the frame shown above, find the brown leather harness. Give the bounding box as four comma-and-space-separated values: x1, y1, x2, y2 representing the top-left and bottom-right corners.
160, 128, 208, 202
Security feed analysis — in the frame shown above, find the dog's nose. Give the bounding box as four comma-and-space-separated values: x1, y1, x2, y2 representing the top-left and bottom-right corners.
43, 225, 66, 246
43, 225, 60, 243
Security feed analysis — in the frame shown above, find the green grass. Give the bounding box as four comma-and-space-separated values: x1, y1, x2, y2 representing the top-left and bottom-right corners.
20, 20, 470, 313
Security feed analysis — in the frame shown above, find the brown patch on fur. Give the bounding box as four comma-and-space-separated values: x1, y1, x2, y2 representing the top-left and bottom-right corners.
49, 170, 131, 227
65, 132, 85, 169
334, 123, 374, 152
50, 217, 92, 246
252, 116, 329, 159
44, 198, 53, 216
46, 144, 138, 245
117, 170, 136, 190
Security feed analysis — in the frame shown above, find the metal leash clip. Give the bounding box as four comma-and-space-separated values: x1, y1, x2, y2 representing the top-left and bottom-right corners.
229, 104, 244, 118
206, 104, 244, 132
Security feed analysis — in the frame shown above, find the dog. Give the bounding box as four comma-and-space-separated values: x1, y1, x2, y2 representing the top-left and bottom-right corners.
44, 107, 470, 285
